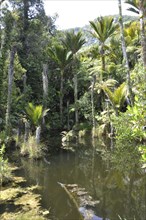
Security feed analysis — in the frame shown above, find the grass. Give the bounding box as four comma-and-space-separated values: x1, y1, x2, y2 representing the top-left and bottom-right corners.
21, 135, 45, 159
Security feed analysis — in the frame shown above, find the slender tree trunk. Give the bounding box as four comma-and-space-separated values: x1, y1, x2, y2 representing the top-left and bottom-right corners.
5, 46, 16, 134
42, 64, 48, 106
23, 73, 27, 94
91, 75, 96, 138
100, 44, 105, 80
139, 0, 146, 70
36, 126, 41, 145
67, 100, 70, 130
118, 0, 133, 105
24, 121, 29, 143
60, 70, 64, 125
22, 0, 29, 57
74, 72, 78, 126
42, 64, 48, 126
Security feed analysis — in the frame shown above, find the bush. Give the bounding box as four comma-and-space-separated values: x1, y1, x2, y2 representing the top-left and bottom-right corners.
0, 144, 11, 185
21, 135, 45, 159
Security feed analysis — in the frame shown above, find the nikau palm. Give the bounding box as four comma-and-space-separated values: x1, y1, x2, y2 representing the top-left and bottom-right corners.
89, 16, 118, 79
25, 102, 49, 144
125, 0, 146, 70
102, 82, 127, 115
63, 30, 85, 125
118, 0, 134, 105
48, 45, 72, 125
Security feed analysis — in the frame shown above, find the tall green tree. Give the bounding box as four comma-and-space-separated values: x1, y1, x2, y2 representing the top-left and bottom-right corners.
89, 16, 118, 79
63, 30, 85, 125
118, 0, 134, 105
48, 44, 72, 125
125, 0, 146, 70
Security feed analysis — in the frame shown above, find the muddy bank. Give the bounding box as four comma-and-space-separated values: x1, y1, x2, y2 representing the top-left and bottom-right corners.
0, 165, 50, 220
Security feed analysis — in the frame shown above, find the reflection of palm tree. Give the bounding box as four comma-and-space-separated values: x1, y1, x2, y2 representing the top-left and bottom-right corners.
90, 16, 118, 79
48, 45, 72, 124
63, 30, 85, 125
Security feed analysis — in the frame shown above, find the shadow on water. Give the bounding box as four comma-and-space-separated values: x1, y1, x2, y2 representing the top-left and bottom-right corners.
20, 137, 146, 220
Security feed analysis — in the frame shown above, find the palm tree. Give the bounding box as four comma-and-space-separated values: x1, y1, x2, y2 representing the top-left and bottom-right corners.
118, 0, 134, 105
25, 102, 49, 144
48, 44, 72, 125
63, 30, 85, 126
89, 16, 118, 79
125, 0, 146, 69
101, 82, 127, 116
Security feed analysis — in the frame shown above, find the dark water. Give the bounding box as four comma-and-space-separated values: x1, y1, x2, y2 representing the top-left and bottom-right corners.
20, 140, 146, 220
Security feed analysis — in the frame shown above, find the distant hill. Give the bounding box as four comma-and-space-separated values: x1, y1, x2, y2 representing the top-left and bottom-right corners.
65, 15, 138, 47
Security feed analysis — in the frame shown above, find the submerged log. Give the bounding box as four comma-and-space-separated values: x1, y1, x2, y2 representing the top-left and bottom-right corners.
58, 182, 101, 220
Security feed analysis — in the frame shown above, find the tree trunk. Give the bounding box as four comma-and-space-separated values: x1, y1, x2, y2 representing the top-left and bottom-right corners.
118, 0, 133, 105
60, 70, 64, 125
74, 72, 78, 126
42, 64, 48, 105
100, 44, 105, 80
36, 126, 41, 145
91, 75, 96, 138
24, 121, 29, 143
5, 46, 17, 134
67, 100, 70, 130
139, 0, 146, 70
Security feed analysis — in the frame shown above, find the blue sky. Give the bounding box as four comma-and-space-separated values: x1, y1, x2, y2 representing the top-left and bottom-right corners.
44, 0, 135, 29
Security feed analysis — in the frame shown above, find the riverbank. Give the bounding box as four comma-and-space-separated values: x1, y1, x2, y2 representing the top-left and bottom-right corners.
0, 163, 50, 220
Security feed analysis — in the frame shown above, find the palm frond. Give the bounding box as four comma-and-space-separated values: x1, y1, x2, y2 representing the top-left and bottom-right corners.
25, 103, 49, 127
90, 16, 118, 44
63, 30, 86, 55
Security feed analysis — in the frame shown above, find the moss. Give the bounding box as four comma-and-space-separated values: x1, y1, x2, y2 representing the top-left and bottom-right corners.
0, 187, 23, 201
0, 166, 49, 220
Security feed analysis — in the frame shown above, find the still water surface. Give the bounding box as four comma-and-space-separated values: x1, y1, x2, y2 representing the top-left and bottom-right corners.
20, 140, 146, 220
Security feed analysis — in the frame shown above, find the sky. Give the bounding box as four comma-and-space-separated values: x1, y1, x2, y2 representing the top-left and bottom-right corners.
44, 0, 135, 30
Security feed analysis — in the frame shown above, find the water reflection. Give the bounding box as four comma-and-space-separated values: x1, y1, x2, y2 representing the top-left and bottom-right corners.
21, 140, 146, 220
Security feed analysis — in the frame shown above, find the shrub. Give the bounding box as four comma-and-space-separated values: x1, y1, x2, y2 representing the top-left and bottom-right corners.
21, 135, 45, 159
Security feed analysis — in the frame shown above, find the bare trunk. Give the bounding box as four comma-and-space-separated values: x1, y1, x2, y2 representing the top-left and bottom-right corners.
5, 46, 16, 133
118, 0, 133, 105
36, 126, 41, 145
42, 64, 48, 126
139, 0, 146, 70
23, 73, 27, 94
91, 75, 96, 138
24, 121, 29, 143
74, 72, 78, 125
100, 44, 105, 80
42, 64, 48, 104
60, 70, 64, 125
67, 100, 70, 130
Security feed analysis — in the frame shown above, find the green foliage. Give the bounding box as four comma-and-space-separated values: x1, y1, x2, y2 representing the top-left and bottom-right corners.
89, 16, 118, 43
48, 44, 73, 70
63, 30, 86, 55
25, 103, 49, 127
0, 144, 11, 185
21, 135, 45, 159
113, 95, 146, 145
103, 82, 127, 110
125, 0, 140, 14
139, 145, 146, 163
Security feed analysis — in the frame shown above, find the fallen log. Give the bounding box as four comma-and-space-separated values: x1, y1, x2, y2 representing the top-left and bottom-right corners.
58, 182, 101, 220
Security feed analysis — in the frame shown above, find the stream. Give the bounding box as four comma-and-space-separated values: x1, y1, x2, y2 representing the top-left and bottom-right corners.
18, 139, 146, 220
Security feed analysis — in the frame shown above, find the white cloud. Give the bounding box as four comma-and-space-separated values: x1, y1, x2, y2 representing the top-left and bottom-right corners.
44, 0, 136, 29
